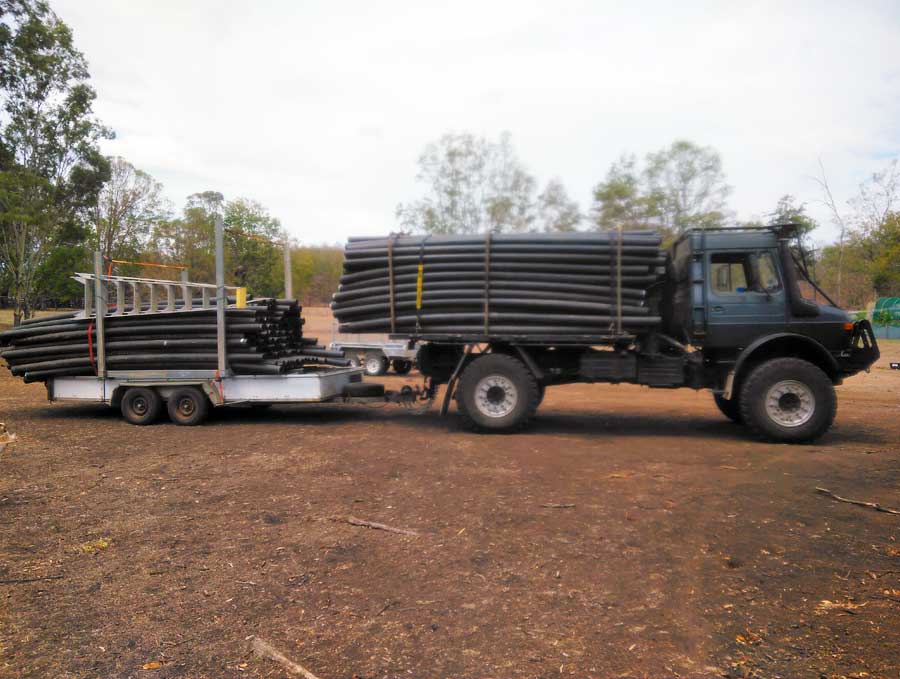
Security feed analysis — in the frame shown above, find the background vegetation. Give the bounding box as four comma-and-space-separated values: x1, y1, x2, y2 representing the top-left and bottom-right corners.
1, 0, 897, 324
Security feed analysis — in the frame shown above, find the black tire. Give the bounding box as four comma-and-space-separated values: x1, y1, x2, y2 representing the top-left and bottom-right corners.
343, 382, 386, 398
120, 387, 162, 425
455, 353, 540, 432
537, 383, 546, 406
166, 387, 210, 426
738, 358, 836, 443
364, 352, 389, 376
392, 359, 413, 375
713, 393, 742, 423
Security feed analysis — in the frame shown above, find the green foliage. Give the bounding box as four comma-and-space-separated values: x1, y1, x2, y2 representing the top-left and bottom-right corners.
591, 154, 662, 231
225, 198, 283, 298
767, 194, 818, 236
146, 193, 292, 298
591, 141, 731, 235
290, 246, 343, 305
91, 156, 168, 260
0, 0, 110, 322
397, 131, 579, 234
537, 179, 581, 232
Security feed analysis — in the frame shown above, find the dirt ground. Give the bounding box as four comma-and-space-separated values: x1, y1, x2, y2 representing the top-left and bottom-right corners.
1, 307, 898, 679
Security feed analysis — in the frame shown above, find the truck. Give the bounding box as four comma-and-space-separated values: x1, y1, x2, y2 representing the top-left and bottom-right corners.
406, 225, 880, 442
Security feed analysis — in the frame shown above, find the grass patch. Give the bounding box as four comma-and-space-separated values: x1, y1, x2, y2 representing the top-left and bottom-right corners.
0, 309, 71, 332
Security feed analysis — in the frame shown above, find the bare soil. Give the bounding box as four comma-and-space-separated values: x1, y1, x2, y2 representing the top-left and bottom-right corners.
0, 307, 898, 678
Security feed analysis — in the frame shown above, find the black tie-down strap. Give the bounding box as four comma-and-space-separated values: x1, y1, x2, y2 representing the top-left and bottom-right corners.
483, 231, 492, 336
387, 234, 397, 333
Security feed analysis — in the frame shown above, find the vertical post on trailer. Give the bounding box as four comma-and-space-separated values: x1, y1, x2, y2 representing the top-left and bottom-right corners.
215, 216, 228, 375
93, 251, 106, 379
181, 268, 192, 310
283, 239, 293, 300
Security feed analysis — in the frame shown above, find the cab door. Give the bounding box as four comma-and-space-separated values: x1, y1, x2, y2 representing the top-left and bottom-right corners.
705, 249, 786, 348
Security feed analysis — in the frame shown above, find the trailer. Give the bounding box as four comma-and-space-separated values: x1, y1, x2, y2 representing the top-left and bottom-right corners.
328, 337, 417, 376
15, 218, 426, 425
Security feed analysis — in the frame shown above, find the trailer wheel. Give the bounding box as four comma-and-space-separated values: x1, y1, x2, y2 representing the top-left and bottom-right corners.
713, 393, 742, 423
739, 358, 836, 443
167, 387, 210, 426
456, 353, 540, 432
392, 359, 413, 375
364, 352, 389, 376
120, 387, 162, 425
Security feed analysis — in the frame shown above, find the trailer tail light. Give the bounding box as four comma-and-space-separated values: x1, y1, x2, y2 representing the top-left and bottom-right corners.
843, 322, 854, 331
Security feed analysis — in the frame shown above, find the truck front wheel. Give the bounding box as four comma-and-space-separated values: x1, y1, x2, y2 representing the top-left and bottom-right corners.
713, 393, 742, 423
739, 358, 836, 443
456, 353, 540, 432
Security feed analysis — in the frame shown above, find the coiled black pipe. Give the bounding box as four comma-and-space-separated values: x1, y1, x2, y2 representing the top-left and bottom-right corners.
334, 231, 667, 340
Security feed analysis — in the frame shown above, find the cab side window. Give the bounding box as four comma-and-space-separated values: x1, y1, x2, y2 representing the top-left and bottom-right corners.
754, 252, 782, 292
710, 253, 751, 294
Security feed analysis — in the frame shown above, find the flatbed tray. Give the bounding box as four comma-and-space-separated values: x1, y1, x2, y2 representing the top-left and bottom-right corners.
389, 332, 636, 346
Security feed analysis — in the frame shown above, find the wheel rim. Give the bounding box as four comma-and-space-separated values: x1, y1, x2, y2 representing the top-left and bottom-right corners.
765, 379, 815, 428
365, 357, 382, 374
176, 397, 196, 418
474, 374, 518, 418
132, 396, 148, 416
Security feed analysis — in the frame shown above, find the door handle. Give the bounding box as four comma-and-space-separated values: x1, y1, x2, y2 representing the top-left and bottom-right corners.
712, 306, 724, 312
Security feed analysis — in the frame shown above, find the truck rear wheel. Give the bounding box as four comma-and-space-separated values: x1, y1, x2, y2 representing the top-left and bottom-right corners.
364, 352, 389, 376
739, 358, 836, 443
121, 387, 162, 425
456, 353, 540, 432
713, 393, 742, 423
167, 387, 209, 426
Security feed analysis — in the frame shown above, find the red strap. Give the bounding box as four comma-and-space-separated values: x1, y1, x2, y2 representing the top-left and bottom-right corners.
87, 321, 96, 374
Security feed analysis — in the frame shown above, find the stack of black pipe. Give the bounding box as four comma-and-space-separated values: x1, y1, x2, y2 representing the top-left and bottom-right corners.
0, 299, 349, 384
332, 231, 666, 338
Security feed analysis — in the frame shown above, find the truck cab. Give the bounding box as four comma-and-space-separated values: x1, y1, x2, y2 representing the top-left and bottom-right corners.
669, 226, 878, 385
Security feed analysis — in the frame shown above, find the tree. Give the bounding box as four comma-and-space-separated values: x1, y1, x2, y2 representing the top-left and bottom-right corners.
591, 154, 661, 231
815, 158, 900, 306
91, 156, 167, 261
644, 140, 731, 234
0, 0, 111, 323
397, 131, 577, 234
850, 159, 900, 238
767, 194, 819, 274
590, 141, 731, 235
224, 198, 284, 298
148, 193, 286, 297
537, 178, 581, 232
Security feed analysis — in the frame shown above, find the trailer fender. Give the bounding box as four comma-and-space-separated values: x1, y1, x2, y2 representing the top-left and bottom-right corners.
726, 333, 840, 399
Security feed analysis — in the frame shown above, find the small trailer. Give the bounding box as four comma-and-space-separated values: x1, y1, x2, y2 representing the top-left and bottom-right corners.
28, 219, 425, 425
328, 337, 417, 376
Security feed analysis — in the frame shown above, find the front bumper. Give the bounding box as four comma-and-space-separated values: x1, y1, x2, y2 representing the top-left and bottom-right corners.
838, 319, 880, 375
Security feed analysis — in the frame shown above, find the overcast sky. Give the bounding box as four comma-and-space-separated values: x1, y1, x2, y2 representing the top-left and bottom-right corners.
54, 0, 900, 246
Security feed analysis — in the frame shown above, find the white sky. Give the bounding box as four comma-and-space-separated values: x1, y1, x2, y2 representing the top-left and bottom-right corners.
54, 0, 900, 246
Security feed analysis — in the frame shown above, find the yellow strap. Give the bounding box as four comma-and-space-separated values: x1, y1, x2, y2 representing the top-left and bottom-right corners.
416, 264, 424, 309
235, 287, 247, 308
